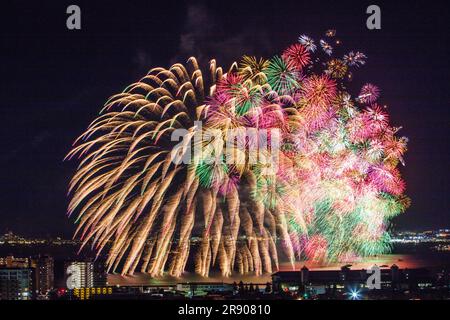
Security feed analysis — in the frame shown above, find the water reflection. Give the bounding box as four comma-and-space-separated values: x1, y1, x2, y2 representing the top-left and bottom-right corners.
108, 253, 450, 286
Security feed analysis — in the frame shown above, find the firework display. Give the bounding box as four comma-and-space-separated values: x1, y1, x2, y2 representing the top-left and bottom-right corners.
67, 31, 409, 278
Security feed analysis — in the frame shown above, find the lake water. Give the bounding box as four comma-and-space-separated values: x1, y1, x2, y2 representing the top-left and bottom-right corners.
2, 243, 449, 286
107, 252, 450, 286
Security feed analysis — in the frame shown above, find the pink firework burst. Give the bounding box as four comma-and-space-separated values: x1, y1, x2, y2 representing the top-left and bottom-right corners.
305, 235, 328, 261
367, 165, 405, 195
247, 100, 287, 130
365, 104, 389, 133
359, 83, 380, 104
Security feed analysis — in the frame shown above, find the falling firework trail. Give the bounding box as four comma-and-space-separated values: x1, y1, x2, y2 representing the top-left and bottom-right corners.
67, 31, 409, 277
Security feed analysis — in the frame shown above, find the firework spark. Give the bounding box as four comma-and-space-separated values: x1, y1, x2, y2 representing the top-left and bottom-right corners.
298, 34, 317, 52
344, 51, 367, 67
67, 32, 408, 278
320, 39, 333, 56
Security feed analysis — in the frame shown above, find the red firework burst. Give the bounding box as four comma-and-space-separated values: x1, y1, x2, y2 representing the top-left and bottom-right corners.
300, 74, 337, 107
216, 73, 243, 95
282, 43, 311, 71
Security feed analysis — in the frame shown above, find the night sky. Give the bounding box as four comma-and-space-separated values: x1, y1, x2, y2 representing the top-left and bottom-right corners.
1, 0, 449, 237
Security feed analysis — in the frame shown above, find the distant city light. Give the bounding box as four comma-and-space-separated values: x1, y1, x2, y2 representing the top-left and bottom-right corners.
349, 289, 360, 300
